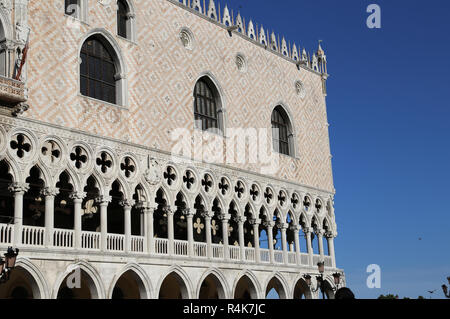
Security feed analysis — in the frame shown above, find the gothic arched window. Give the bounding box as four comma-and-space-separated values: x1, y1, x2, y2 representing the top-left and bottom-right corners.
194, 77, 223, 134
80, 36, 117, 104
271, 106, 294, 156
117, 0, 134, 40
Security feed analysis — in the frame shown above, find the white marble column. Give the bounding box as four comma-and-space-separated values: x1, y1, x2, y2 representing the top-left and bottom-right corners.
238, 216, 245, 261
9, 183, 29, 246
266, 221, 275, 264
165, 206, 174, 256
42, 187, 59, 247
293, 225, 301, 266
185, 208, 194, 257
327, 231, 337, 268
220, 214, 230, 260
71, 192, 86, 250
281, 223, 288, 264
121, 199, 134, 253
317, 229, 325, 261
304, 227, 314, 266
96, 196, 111, 252
203, 212, 212, 259
141, 204, 155, 255
251, 218, 261, 263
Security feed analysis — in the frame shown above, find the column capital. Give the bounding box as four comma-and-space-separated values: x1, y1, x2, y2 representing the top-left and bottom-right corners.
96, 195, 112, 205
120, 199, 135, 208
325, 230, 337, 239
315, 229, 325, 237
290, 224, 301, 232
41, 187, 59, 197
280, 223, 289, 231
249, 218, 261, 226
263, 220, 275, 228
302, 227, 312, 234
219, 213, 231, 221
201, 210, 213, 219
234, 215, 246, 224
70, 192, 86, 201
135, 201, 155, 211
8, 182, 29, 194
163, 206, 174, 216
182, 208, 194, 217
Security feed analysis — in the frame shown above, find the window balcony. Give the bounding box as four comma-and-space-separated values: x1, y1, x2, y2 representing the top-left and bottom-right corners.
0, 75, 26, 105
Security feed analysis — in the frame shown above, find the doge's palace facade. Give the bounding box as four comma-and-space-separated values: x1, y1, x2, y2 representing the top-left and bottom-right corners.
0, 0, 344, 299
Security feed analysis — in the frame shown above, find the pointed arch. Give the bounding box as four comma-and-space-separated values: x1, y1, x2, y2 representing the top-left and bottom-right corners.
79, 28, 128, 106
271, 103, 297, 157
0, 5, 12, 77
293, 275, 313, 299
193, 72, 227, 135
52, 261, 106, 299
108, 263, 152, 299
233, 270, 261, 299
117, 0, 136, 41
0, 258, 50, 299
157, 266, 193, 299
264, 272, 289, 299
197, 268, 229, 299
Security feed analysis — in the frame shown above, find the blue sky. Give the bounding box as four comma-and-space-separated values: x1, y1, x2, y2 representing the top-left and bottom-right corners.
223, 0, 450, 299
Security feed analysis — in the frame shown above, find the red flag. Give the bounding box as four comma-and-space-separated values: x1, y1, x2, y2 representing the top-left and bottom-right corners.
15, 31, 30, 81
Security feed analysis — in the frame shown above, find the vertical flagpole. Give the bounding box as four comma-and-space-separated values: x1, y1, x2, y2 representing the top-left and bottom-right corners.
15, 29, 30, 81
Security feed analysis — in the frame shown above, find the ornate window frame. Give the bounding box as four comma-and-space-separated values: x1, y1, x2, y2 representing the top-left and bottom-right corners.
193, 72, 227, 137
270, 103, 297, 158
78, 28, 128, 107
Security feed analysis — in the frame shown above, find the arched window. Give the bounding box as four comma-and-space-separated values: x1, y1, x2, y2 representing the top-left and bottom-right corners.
80, 36, 117, 104
271, 106, 294, 156
117, 0, 134, 40
194, 77, 223, 134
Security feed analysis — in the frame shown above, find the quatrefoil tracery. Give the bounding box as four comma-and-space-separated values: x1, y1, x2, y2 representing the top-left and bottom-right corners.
264, 188, 274, 204
250, 184, 260, 202
10, 133, 31, 159
183, 170, 195, 190
164, 166, 177, 186
291, 193, 300, 209
41, 140, 61, 164
201, 174, 213, 193
278, 191, 287, 206
96, 152, 113, 174
218, 178, 230, 196
70, 146, 88, 170
234, 181, 245, 199
121, 157, 136, 179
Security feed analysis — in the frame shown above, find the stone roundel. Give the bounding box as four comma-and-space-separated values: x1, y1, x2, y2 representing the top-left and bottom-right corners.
95, 150, 115, 177
218, 176, 231, 198
40, 139, 63, 166
264, 186, 275, 206
182, 169, 199, 193
235, 53, 247, 73
200, 172, 216, 195
8, 131, 35, 161
179, 27, 194, 50
120, 155, 138, 180
295, 80, 306, 99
